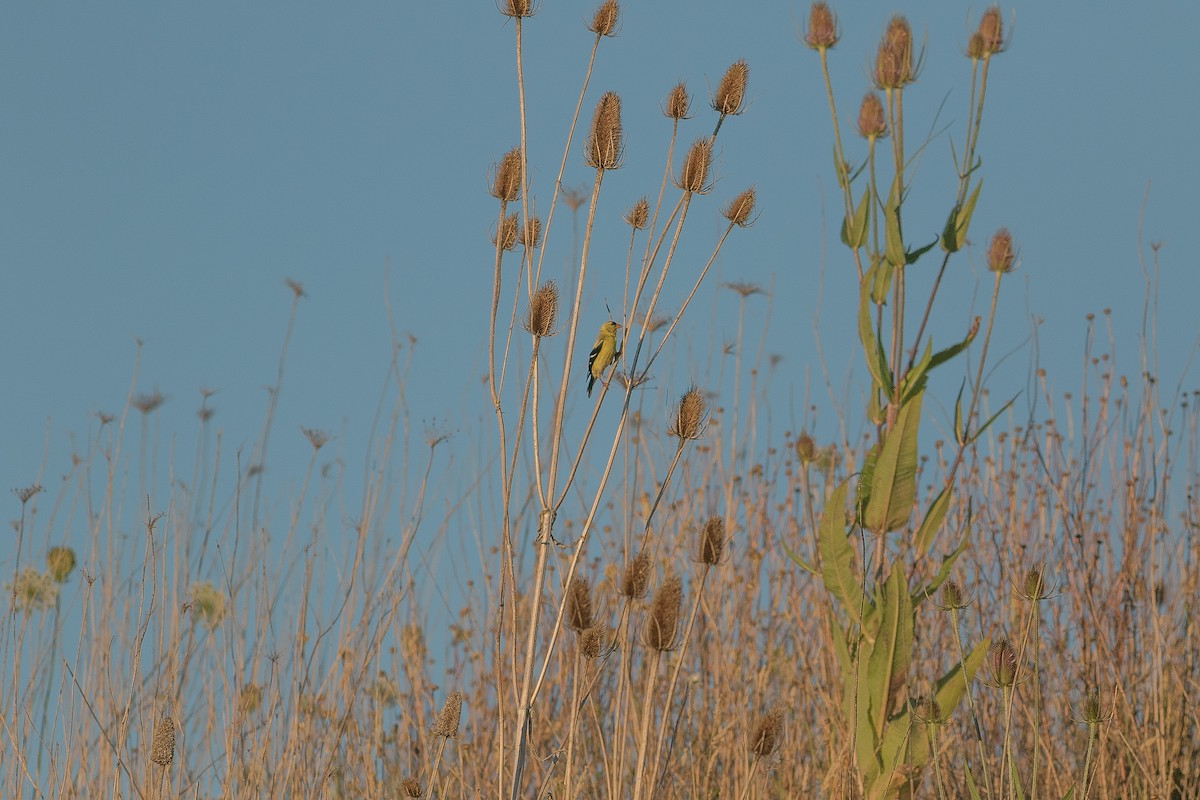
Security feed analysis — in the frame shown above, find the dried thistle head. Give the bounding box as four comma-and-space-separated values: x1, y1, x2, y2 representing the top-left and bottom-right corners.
301, 427, 329, 451
585, 91, 623, 170
1081, 688, 1104, 726
150, 715, 176, 767
619, 550, 651, 599
493, 212, 519, 251
988, 638, 1018, 688
874, 16, 915, 88
46, 547, 77, 583
857, 92, 887, 139
676, 138, 712, 194
624, 197, 650, 229
940, 580, 969, 610
490, 147, 523, 202
977, 6, 1005, 55
804, 2, 838, 49
664, 82, 691, 120
987, 228, 1016, 273
712, 59, 749, 116
668, 386, 707, 442
1019, 564, 1050, 601
400, 777, 424, 798
499, 0, 535, 19
697, 516, 727, 566
433, 691, 463, 738
525, 280, 559, 338
565, 576, 594, 632
587, 0, 619, 37
967, 32, 985, 60
643, 574, 682, 651
580, 623, 612, 659
911, 694, 946, 725
722, 186, 757, 226
519, 216, 542, 249
750, 707, 784, 758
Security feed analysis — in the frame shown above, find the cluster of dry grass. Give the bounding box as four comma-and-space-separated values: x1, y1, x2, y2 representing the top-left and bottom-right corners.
5, 3, 1199, 799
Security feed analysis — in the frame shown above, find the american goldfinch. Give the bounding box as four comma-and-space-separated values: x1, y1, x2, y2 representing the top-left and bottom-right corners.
587, 320, 622, 396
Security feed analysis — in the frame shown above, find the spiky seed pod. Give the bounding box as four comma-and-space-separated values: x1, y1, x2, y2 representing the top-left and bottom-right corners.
677, 138, 712, 194
804, 2, 838, 50
795, 432, 816, 464
587, 0, 619, 37
150, 715, 176, 766
500, 0, 534, 19
493, 213, 519, 251
46, 547, 77, 583
580, 623, 610, 659
668, 386, 706, 441
941, 580, 968, 610
565, 576, 594, 632
643, 574, 682, 651
874, 42, 903, 90
624, 197, 650, 229
857, 92, 887, 139
977, 6, 1004, 55
988, 638, 1018, 687
433, 691, 463, 738
722, 186, 757, 227
1021, 565, 1046, 600
664, 82, 690, 120
987, 228, 1016, 273
491, 147, 523, 202
698, 516, 726, 566
585, 92, 623, 170
1081, 689, 1103, 725
966, 32, 986, 61
525, 281, 559, 338
912, 694, 945, 724
712, 59, 749, 116
400, 777, 424, 798
519, 216, 542, 249
750, 708, 784, 758
619, 550, 651, 599
875, 16, 914, 88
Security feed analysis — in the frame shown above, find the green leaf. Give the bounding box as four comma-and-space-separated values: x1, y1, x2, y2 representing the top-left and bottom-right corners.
912, 484, 952, 557
884, 203, 906, 268
905, 237, 938, 265
870, 257, 893, 305
842, 187, 871, 250
928, 316, 981, 372
1059, 785, 1076, 800
900, 339, 933, 406
864, 391, 923, 535
855, 444, 879, 527
956, 180, 983, 251
819, 481, 858, 619
969, 393, 1020, 445
782, 540, 819, 575
867, 564, 914, 732
858, 280, 893, 396
953, 383, 966, 447
965, 766, 983, 800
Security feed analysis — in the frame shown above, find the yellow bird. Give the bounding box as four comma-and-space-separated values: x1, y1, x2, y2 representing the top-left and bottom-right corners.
587, 320, 622, 396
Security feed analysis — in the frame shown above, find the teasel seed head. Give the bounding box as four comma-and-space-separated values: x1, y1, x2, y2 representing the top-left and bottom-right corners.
988, 638, 1018, 688
750, 707, 784, 758
912, 694, 946, 725
624, 197, 650, 229
500, 0, 534, 19
580, 623, 612, 659
519, 216, 542, 250
712, 59, 749, 116
493, 212, 519, 252
940, 580, 969, 610
977, 6, 1006, 56
722, 186, 757, 227
433, 691, 463, 738
795, 432, 816, 464
643, 574, 682, 651
987, 228, 1016, 273
587, 0, 619, 37
1020, 564, 1048, 601
664, 82, 691, 120
151, 715, 176, 766
46, 546, 77, 583
490, 147, 522, 202
619, 550, 651, 599
857, 92, 887, 140
668, 386, 707, 442
525, 280, 559, 338
874, 16, 914, 88
697, 515, 727, 566
1081, 688, 1104, 725
565, 576, 594, 632
677, 138, 713, 194
585, 91, 624, 170
804, 2, 838, 50
400, 776, 424, 797
967, 32, 986, 61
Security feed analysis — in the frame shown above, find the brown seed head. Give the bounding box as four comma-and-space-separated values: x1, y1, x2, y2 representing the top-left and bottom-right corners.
587, 0, 619, 37
620, 550, 651, 599
624, 197, 650, 229
668, 386, 707, 442
400, 777, 424, 798
987, 228, 1016, 273
966, 32, 985, 61
665, 82, 691, 120
151, 715, 176, 766
525, 280, 559, 338
722, 186, 757, 227
795, 432, 816, 464
433, 691, 463, 738
857, 92, 887, 139
698, 516, 727, 566
585, 91, 623, 170
977, 6, 1004, 55
580, 623, 611, 659
750, 707, 784, 758
493, 213, 519, 251
804, 2, 838, 50
500, 0, 534, 19
988, 638, 1018, 687
46, 546, 77, 583
712, 59, 749, 116
912, 694, 946, 725
941, 580, 968, 610
491, 147, 523, 202
643, 574, 682, 651
566, 576, 594, 632
874, 16, 914, 88
519, 216, 542, 249
677, 138, 712, 194
1021, 564, 1046, 600
1081, 689, 1103, 725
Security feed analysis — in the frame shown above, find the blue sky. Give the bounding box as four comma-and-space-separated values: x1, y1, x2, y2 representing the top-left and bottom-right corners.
3, 2, 1198, 540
